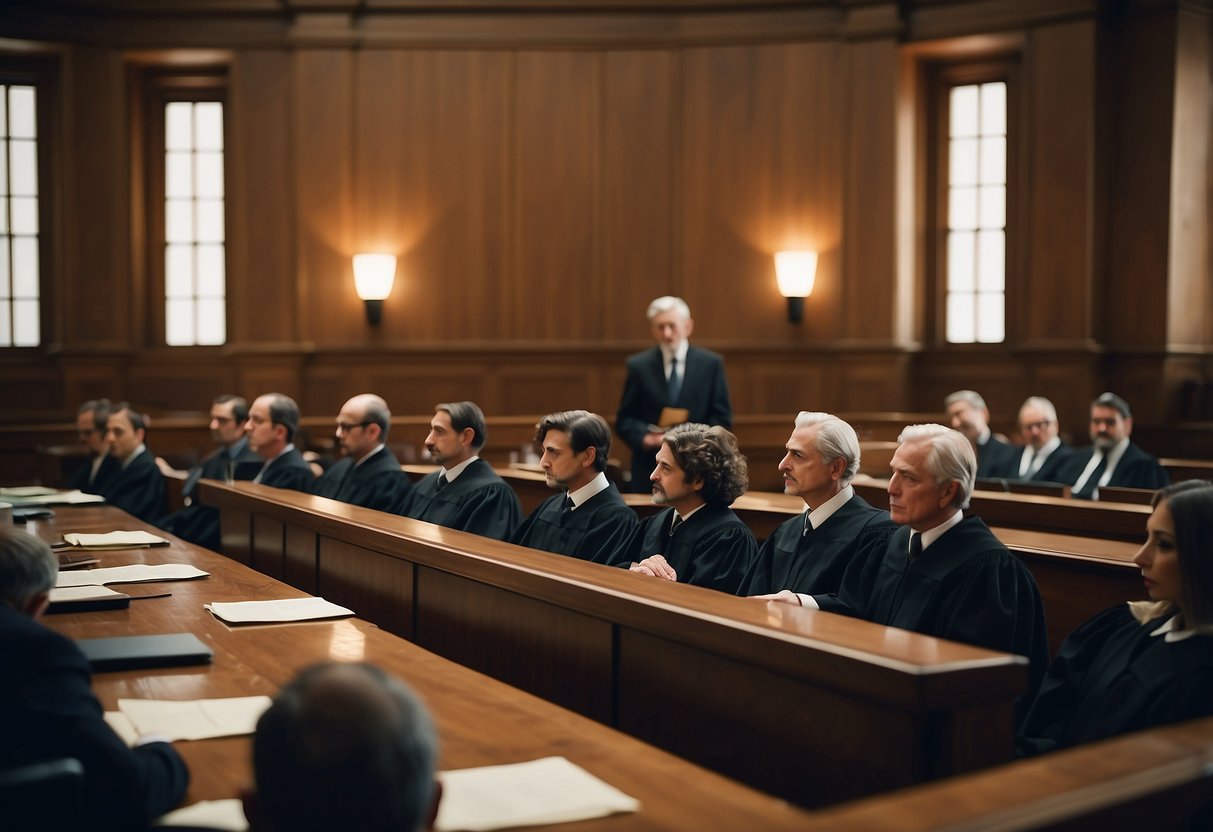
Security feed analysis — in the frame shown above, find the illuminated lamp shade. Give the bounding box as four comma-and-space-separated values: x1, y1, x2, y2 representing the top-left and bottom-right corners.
353, 253, 397, 325
774, 250, 818, 324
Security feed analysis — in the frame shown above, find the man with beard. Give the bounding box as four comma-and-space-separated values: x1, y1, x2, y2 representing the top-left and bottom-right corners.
743, 412, 895, 601
511, 410, 637, 563
396, 401, 521, 541
159, 394, 262, 550
616, 422, 755, 593
311, 394, 412, 512
1060, 392, 1169, 499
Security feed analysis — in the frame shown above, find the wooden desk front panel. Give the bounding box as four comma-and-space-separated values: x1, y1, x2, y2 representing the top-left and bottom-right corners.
250, 514, 286, 579
415, 565, 615, 724
616, 627, 923, 808
318, 536, 415, 640
284, 524, 319, 593
219, 506, 252, 565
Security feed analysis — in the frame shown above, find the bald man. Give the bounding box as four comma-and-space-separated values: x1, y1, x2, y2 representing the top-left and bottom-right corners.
311, 394, 412, 512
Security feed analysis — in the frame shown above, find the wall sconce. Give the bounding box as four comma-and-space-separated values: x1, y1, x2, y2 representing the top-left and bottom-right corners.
774, 250, 818, 324
353, 253, 397, 325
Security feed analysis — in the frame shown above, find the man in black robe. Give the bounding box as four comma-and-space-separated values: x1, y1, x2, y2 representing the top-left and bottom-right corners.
160, 394, 262, 551
311, 394, 411, 513
0, 529, 189, 830
245, 393, 316, 491
66, 398, 120, 493
615, 296, 733, 492
806, 424, 1050, 709
99, 402, 167, 524
512, 410, 637, 564
396, 401, 521, 541
945, 389, 1018, 479
1008, 396, 1074, 483
617, 423, 755, 593
743, 411, 895, 600
1059, 392, 1170, 499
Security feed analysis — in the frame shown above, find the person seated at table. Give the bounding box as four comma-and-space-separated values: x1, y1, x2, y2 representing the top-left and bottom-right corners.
1059, 392, 1170, 500
159, 394, 263, 551
243, 662, 440, 832
1008, 396, 1074, 483
311, 394, 412, 512
0, 529, 189, 830
1017, 480, 1213, 756
945, 389, 1018, 479
67, 398, 119, 493
512, 410, 637, 564
743, 411, 895, 601
99, 402, 167, 524
244, 393, 316, 492
615, 422, 756, 593
396, 401, 522, 541
802, 424, 1050, 712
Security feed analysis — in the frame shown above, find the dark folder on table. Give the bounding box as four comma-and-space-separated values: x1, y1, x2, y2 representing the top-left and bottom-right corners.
75, 633, 213, 672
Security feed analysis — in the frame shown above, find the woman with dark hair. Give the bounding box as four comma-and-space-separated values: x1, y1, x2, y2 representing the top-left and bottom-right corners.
1017, 480, 1213, 756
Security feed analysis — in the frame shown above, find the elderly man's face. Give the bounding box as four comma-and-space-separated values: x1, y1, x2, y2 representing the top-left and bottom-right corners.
1090, 405, 1131, 450
946, 400, 988, 443
887, 439, 956, 531
1018, 404, 1058, 451
105, 411, 143, 460
649, 310, 693, 351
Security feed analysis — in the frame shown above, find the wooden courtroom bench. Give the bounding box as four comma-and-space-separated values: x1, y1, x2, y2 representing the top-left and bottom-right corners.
29, 503, 816, 830
202, 480, 1029, 810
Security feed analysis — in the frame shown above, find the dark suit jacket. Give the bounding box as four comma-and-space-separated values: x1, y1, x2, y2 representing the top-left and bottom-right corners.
1022, 442, 1076, 484
976, 435, 1019, 479
256, 447, 316, 492
311, 446, 412, 512
615, 344, 733, 491
66, 453, 120, 495
159, 441, 262, 551
99, 449, 166, 524
1059, 441, 1170, 498
0, 605, 189, 830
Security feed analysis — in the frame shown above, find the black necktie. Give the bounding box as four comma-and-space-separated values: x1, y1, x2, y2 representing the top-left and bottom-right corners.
802, 512, 813, 537
436, 472, 448, 491
908, 532, 922, 565
1073, 454, 1107, 500
560, 496, 574, 524
667, 357, 683, 403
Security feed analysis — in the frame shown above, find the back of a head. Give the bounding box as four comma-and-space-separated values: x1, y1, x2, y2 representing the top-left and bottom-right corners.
253, 662, 437, 832
898, 424, 976, 509
437, 401, 487, 450
0, 529, 58, 612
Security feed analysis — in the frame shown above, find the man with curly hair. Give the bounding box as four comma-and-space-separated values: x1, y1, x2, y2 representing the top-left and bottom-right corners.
614, 423, 756, 593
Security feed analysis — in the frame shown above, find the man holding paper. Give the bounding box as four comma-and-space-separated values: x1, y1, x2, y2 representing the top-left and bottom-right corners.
0, 529, 189, 829
615, 296, 733, 492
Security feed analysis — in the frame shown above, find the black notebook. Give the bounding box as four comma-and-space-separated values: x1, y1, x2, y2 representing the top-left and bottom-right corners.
75, 633, 213, 672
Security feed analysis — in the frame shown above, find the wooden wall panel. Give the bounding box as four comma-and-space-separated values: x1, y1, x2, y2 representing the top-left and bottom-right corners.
681, 42, 847, 343
229, 50, 293, 346
1024, 21, 1095, 344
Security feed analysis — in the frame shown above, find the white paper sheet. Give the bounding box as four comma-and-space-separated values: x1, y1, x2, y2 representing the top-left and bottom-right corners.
0, 485, 59, 497
55, 563, 209, 587
435, 756, 641, 831
205, 597, 354, 624
50, 585, 128, 602
63, 530, 170, 549
117, 695, 273, 742
104, 710, 140, 747
155, 799, 248, 830
1, 489, 106, 505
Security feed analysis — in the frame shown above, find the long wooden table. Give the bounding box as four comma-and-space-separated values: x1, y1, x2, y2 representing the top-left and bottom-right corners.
203, 480, 1032, 809
28, 505, 815, 830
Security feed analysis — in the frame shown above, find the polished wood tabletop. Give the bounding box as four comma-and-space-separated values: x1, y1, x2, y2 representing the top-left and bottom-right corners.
27, 505, 814, 830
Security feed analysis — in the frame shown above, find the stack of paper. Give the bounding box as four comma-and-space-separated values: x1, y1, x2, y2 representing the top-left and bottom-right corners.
205, 597, 354, 624
0, 488, 105, 506
56, 563, 209, 587
63, 530, 170, 549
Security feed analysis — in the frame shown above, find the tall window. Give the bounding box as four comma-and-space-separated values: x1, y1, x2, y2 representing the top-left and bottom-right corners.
163, 100, 226, 345
0, 84, 39, 347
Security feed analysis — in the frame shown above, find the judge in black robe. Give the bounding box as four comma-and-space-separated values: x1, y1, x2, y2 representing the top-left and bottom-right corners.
619, 503, 755, 594
1017, 605, 1213, 756
740, 491, 895, 597
100, 450, 167, 525
254, 446, 316, 492
312, 446, 412, 513
513, 480, 637, 565
1060, 439, 1170, 498
399, 458, 521, 541
160, 437, 262, 551
67, 452, 120, 494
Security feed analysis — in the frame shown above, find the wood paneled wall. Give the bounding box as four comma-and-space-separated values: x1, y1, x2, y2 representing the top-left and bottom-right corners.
0, 0, 1209, 436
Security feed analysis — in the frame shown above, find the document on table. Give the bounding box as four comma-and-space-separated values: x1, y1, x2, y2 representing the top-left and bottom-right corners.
0, 486, 59, 497
155, 799, 247, 830
0, 488, 106, 505
56, 563, 209, 587
434, 756, 641, 831
116, 695, 273, 741
205, 597, 354, 624
62, 530, 170, 549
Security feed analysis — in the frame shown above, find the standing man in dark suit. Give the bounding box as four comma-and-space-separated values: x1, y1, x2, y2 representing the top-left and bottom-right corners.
0, 529, 189, 830
100, 403, 167, 524
1061, 392, 1170, 499
743, 412, 895, 601
67, 398, 120, 493
245, 393, 316, 492
616, 296, 733, 493
1010, 396, 1074, 483
159, 394, 262, 550
311, 394, 412, 512
945, 389, 1018, 479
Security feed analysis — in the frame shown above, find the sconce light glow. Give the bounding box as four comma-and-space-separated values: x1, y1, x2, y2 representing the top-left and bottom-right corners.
353, 253, 397, 325
774, 250, 817, 324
